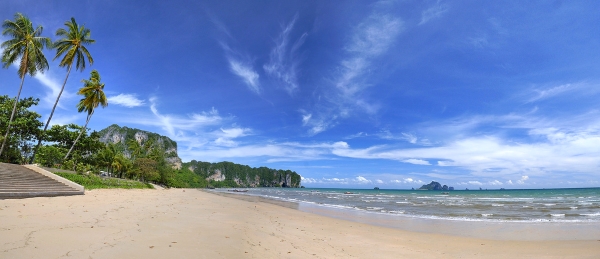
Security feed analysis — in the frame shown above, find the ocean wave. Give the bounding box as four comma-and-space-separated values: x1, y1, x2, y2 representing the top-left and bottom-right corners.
581, 213, 600, 217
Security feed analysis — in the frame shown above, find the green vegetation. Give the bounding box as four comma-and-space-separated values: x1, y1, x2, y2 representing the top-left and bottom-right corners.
64, 69, 107, 160
184, 160, 301, 188
55, 172, 153, 190
0, 11, 302, 189
0, 13, 52, 156
33, 17, 95, 163
98, 124, 179, 159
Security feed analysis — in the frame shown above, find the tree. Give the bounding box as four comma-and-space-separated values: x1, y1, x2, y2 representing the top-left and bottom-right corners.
0, 96, 43, 163
42, 123, 104, 169
64, 70, 107, 160
32, 17, 95, 163
0, 13, 51, 157
133, 158, 159, 182
97, 143, 116, 174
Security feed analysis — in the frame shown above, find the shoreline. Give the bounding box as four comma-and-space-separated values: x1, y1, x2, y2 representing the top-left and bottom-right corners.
1, 188, 599, 258
211, 190, 600, 241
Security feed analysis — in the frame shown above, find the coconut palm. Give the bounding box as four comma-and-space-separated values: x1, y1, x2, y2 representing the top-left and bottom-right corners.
64, 70, 107, 160
32, 17, 94, 162
0, 13, 51, 158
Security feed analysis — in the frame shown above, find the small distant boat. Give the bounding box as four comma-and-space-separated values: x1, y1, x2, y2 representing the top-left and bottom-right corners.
374, 187, 380, 190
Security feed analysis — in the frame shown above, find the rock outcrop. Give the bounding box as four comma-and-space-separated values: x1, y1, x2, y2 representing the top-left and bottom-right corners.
184, 160, 301, 188
418, 181, 454, 191
98, 124, 182, 169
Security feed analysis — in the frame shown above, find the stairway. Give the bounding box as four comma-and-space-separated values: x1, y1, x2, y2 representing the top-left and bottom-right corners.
0, 163, 84, 199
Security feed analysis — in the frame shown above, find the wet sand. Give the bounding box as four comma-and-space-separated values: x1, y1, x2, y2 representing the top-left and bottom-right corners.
1, 188, 599, 258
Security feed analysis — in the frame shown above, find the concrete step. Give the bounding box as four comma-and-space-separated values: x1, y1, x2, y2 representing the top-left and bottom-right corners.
0, 163, 84, 199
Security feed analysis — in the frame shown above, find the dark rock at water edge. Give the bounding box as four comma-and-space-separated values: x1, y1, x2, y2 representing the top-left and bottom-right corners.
418, 181, 455, 191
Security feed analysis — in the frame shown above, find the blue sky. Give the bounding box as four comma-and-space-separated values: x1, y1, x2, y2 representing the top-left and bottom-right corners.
2, 0, 600, 189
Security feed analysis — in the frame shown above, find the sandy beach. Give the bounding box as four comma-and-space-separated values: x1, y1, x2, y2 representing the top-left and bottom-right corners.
1, 189, 599, 259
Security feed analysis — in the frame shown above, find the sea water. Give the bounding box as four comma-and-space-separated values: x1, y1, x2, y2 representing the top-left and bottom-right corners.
211, 187, 600, 223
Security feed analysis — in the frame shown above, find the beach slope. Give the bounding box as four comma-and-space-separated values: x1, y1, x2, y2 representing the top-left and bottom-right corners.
1, 189, 598, 258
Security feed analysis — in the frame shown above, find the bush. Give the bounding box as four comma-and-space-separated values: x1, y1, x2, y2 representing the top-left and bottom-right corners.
55, 172, 154, 190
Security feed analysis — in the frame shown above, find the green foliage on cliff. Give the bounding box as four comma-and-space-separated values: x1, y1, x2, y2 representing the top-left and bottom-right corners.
183, 160, 301, 188
98, 124, 179, 159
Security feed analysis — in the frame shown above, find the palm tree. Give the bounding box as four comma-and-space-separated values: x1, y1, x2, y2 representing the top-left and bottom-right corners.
0, 13, 51, 158
32, 17, 94, 163
64, 70, 107, 160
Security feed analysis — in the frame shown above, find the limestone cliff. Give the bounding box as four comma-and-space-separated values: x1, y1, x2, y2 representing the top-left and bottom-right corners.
185, 160, 301, 188
98, 124, 182, 169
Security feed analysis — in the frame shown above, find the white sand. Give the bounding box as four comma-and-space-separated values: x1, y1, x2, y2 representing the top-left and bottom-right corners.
1, 189, 599, 258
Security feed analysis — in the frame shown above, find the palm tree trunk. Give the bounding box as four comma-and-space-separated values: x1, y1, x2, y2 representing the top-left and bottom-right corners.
31, 64, 73, 163
0, 75, 27, 158
64, 112, 92, 160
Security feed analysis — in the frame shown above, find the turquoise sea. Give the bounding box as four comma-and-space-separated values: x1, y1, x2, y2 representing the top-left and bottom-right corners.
213, 187, 600, 223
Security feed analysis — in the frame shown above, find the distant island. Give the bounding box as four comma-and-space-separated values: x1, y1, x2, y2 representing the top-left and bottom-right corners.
418, 181, 454, 191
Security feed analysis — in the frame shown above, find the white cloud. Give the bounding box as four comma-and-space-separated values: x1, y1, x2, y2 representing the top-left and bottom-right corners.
228, 58, 260, 94
528, 83, 574, 103
468, 181, 483, 185
390, 178, 423, 184
264, 14, 307, 95
517, 175, 529, 184
419, 0, 449, 25
301, 176, 317, 184
302, 3, 404, 135
401, 133, 418, 144
128, 97, 224, 150
29, 70, 75, 109
213, 127, 250, 147
488, 180, 503, 185
108, 94, 145, 107
355, 176, 371, 184
402, 159, 431, 165
375, 179, 384, 184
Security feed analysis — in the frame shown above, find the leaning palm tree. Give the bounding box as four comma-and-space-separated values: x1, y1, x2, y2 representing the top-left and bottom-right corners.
32, 17, 95, 163
0, 13, 51, 157
64, 70, 107, 160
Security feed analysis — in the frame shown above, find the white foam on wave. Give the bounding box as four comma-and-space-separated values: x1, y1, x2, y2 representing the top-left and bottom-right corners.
550, 214, 565, 217
388, 210, 405, 214
481, 214, 493, 217
491, 203, 504, 207
581, 213, 600, 217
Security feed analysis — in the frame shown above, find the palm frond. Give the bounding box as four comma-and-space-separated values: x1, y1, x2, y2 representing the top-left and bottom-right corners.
53, 17, 94, 71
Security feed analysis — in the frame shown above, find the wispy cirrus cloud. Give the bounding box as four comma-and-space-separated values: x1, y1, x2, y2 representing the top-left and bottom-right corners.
28, 67, 75, 109
527, 83, 575, 103
108, 93, 145, 107
209, 15, 262, 95
419, 0, 449, 25
263, 14, 307, 95
225, 53, 261, 94
141, 97, 223, 136
213, 127, 251, 147
302, 3, 403, 135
